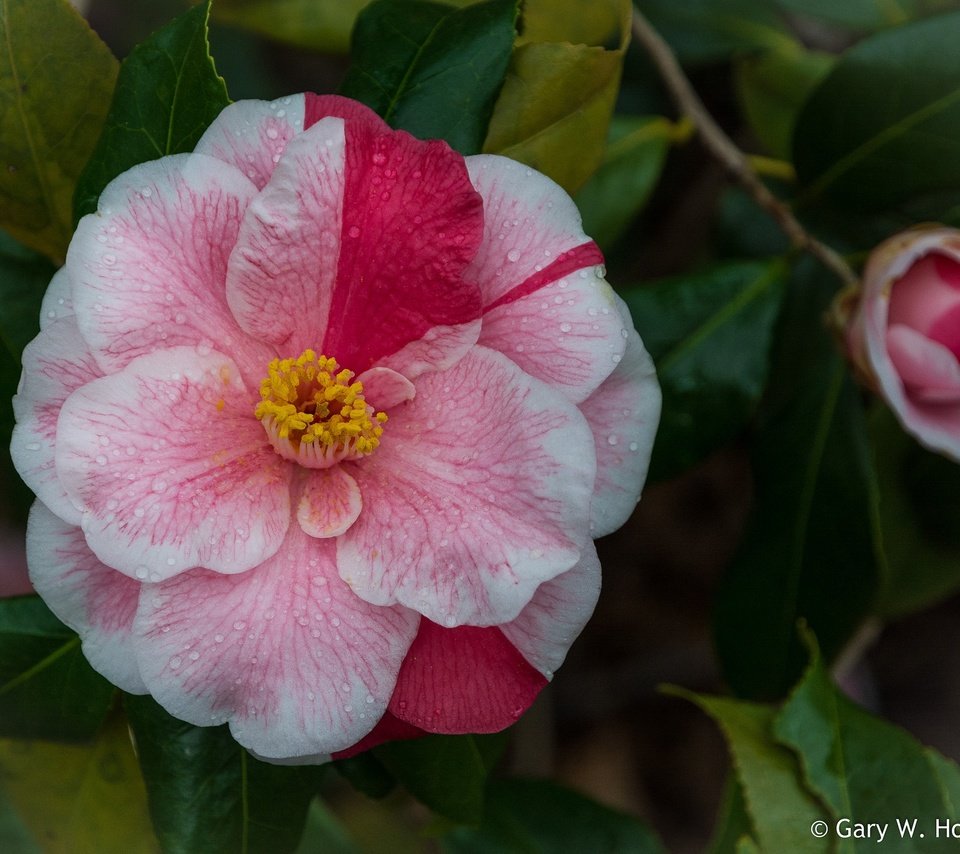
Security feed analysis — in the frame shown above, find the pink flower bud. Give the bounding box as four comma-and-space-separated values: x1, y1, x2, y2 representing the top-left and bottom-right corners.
848, 226, 960, 458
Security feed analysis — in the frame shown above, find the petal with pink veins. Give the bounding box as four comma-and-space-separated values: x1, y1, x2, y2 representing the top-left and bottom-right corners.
133, 526, 419, 760
11, 319, 103, 526
466, 154, 624, 402
356, 367, 416, 410
581, 296, 661, 537
194, 95, 307, 189
887, 323, 960, 403
39, 267, 74, 330
298, 466, 363, 538
501, 540, 601, 678
387, 619, 548, 734
69, 153, 273, 384
55, 347, 291, 580
340, 346, 596, 627
26, 501, 146, 693
227, 116, 484, 376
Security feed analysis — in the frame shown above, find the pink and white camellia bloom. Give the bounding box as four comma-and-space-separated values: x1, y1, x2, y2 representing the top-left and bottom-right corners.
10, 94, 660, 760
848, 225, 960, 461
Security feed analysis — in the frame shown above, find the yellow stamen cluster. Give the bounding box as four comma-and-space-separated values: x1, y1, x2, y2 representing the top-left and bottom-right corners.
255, 349, 386, 468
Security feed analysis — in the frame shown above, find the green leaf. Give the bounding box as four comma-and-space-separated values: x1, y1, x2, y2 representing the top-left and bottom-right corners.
0, 714, 158, 854
670, 687, 829, 854
735, 42, 833, 160
573, 115, 675, 252
0, 0, 118, 262
870, 407, 960, 617
774, 635, 960, 853
714, 261, 880, 699
622, 259, 787, 483
483, 0, 630, 193
638, 0, 793, 65
73, 0, 230, 221
374, 734, 488, 824
340, 0, 518, 155
793, 11, 960, 213
442, 778, 665, 853
125, 695, 324, 854
0, 596, 114, 741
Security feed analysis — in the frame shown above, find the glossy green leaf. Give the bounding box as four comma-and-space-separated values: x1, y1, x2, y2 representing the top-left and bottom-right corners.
735, 43, 833, 160
0, 0, 118, 262
671, 687, 828, 854
340, 0, 518, 155
374, 734, 488, 824
125, 695, 324, 854
573, 115, 675, 252
483, 0, 630, 193
442, 778, 665, 853
0, 715, 158, 854
794, 11, 960, 212
714, 261, 879, 699
0, 596, 114, 740
774, 636, 960, 852
869, 407, 960, 617
73, 0, 230, 221
622, 259, 787, 483
638, 0, 793, 65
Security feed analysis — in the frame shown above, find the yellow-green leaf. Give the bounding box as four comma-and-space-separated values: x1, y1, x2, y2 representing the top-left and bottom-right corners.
0, 0, 117, 263
0, 716, 158, 854
483, 0, 631, 193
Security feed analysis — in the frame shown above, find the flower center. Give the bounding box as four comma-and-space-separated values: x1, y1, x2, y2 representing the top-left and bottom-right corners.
255, 349, 387, 469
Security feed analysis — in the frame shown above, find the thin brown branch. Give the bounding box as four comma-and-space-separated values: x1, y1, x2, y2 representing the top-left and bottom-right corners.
631, 8, 859, 289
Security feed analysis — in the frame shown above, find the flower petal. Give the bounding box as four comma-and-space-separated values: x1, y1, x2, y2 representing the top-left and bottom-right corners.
39, 267, 74, 330
26, 501, 146, 693
466, 154, 625, 402
387, 619, 547, 734
500, 540, 601, 678
227, 115, 484, 375
340, 346, 596, 626
581, 298, 661, 537
194, 94, 307, 189
55, 347, 291, 580
68, 153, 272, 383
887, 323, 960, 403
133, 526, 419, 759
11, 318, 103, 526
298, 466, 362, 539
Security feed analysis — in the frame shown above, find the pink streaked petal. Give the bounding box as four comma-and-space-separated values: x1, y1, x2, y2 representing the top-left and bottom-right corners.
194, 95, 306, 190
387, 620, 547, 734
11, 319, 103, 526
225, 117, 346, 352
341, 347, 596, 626
480, 265, 627, 405
333, 711, 425, 759
887, 324, 960, 403
39, 268, 74, 330
133, 526, 419, 759
69, 153, 273, 383
304, 93, 390, 133
582, 298, 661, 537
55, 347, 291, 580
321, 122, 483, 375
26, 501, 146, 693
298, 466, 362, 539
356, 367, 416, 410
501, 540, 601, 678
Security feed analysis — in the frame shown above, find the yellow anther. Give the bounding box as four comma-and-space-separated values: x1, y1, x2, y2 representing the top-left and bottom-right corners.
254, 349, 387, 469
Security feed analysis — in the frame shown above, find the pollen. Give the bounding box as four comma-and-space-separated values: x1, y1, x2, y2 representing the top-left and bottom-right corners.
254, 349, 387, 469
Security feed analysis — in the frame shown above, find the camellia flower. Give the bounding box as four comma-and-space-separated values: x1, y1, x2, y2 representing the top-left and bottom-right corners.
11, 94, 660, 760
847, 226, 960, 460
